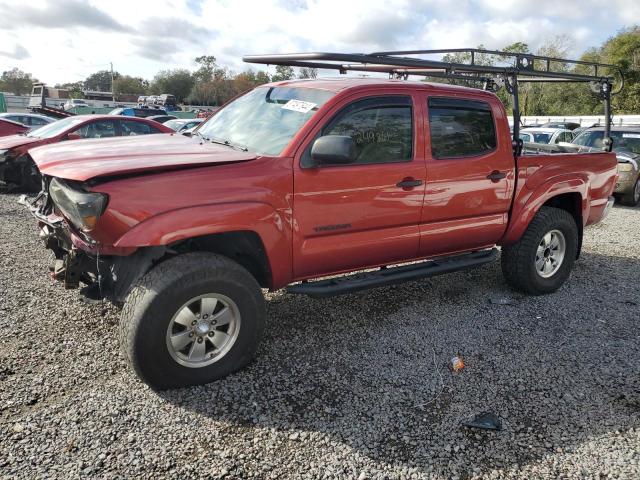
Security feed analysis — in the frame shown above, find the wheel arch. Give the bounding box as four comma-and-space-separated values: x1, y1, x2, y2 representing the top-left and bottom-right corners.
501, 177, 587, 258
169, 231, 272, 289
113, 202, 292, 289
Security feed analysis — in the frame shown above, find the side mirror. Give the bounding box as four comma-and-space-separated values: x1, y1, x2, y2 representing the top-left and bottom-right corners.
311, 135, 357, 165
66, 133, 82, 141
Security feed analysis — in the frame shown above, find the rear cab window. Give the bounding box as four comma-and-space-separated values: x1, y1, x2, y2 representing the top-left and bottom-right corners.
427, 97, 496, 159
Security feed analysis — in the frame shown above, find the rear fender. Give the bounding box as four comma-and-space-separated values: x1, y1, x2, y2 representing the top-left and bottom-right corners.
501, 174, 587, 245
114, 202, 291, 288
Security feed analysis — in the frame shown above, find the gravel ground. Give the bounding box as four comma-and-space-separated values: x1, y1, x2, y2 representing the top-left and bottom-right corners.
0, 193, 639, 479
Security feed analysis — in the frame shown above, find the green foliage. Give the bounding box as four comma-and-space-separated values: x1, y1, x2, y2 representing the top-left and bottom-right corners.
56, 81, 85, 99
194, 55, 217, 83
150, 69, 194, 102
113, 75, 148, 95
298, 67, 318, 79
84, 70, 118, 91
7, 28, 638, 114
272, 65, 295, 82
1, 68, 36, 95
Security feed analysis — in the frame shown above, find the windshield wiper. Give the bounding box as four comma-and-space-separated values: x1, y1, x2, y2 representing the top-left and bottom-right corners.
194, 130, 209, 141
209, 138, 248, 152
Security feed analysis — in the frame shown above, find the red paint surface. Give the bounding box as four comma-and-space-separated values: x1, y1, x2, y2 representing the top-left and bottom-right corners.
1, 115, 172, 162
29, 80, 617, 290
0, 119, 29, 137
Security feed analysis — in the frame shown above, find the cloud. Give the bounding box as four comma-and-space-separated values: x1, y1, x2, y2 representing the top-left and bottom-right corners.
0, 44, 30, 60
2, 0, 132, 32
137, 17, 215, 45
1, 0, 639, 85
134, 37, 183, 62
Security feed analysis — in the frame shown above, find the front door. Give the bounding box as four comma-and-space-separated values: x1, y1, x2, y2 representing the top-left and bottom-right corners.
293, 94, 426, 279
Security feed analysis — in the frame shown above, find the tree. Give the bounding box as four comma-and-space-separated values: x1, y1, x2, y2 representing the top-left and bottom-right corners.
1, 68, 36, 95
298, 67, 318, 79
255, 71, 271, 85
85, 70, 118, 92
601, 26, 640, 114
272, 65, 295, 82
55, 81, 84, 99
194, 55, 217, 84
113, 75, 148, 95
150, 69, 195, 102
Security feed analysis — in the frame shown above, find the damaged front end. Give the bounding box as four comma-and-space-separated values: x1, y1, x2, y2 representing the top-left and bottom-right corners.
20, 179, 165, 304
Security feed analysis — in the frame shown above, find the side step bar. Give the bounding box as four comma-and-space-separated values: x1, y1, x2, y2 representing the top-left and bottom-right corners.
286, 248, 498, 298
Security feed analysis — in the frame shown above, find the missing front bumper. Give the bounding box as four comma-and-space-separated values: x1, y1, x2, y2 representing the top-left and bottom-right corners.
20, 191, 166, 304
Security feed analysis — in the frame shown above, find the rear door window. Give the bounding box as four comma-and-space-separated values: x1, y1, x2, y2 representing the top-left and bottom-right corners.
73, 120, 117, 139
428, 97, 496, 159
120, 120, 162, 136
29, 117, 49, 126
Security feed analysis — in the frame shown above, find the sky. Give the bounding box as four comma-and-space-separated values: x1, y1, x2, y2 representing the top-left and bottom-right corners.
1, 0, 639, 85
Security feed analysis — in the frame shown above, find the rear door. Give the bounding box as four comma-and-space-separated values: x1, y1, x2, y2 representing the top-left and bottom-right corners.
419, 95, 515, 257
292, 93, 426, 278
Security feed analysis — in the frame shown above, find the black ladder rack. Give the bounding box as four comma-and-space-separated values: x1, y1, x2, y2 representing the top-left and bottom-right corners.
243, 48, 623, 154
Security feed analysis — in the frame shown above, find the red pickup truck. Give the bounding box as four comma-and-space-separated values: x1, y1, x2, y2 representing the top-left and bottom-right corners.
22, 77, 617, 389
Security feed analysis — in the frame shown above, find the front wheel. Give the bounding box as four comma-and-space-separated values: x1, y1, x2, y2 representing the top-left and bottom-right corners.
119, 252, 266, 390
501, 207, 578, 295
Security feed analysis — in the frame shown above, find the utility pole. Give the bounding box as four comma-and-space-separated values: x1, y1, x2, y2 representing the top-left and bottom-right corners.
110, 62, 115, 102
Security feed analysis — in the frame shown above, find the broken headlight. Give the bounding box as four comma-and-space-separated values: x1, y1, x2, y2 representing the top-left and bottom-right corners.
49, 178, 108, 232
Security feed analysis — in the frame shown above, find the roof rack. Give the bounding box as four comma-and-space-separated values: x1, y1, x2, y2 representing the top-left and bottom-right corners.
243, 48, 624, 155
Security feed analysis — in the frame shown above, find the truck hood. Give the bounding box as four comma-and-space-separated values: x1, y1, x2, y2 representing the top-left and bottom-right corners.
29, 134, 257, 181
0, 134, 41, 150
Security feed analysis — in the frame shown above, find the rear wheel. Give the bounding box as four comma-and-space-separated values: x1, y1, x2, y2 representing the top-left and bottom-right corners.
620, 177, 640, 207
119, 252, 266, 390
501, 207, 578, 295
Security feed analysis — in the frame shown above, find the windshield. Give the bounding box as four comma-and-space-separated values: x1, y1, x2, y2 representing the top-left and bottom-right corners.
26, 117, 86, 138
573, 130, 640, 154
164, 119, 187, 131
197, 86, 334, 155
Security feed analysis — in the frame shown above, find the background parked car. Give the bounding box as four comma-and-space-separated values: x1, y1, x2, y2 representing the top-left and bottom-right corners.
109, 107, 168, 118
571, 126, 640, 206
0, 118, 29, 137
520, 127, 575, 145
0, 115, 172, 191
0, 113, 55, 128
63, 99, 91, 111
540, 121, 581, 130
146, 115, 178, 124
164, 118, 204, 132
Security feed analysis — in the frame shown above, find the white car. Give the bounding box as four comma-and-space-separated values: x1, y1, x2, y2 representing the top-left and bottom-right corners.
520, 127, 575, 145
63, 99, 91, 111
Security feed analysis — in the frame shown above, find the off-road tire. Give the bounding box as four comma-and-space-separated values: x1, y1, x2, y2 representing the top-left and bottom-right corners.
501, 207, 578, 295
119, 252, 265, 390
620, 177, 640, 207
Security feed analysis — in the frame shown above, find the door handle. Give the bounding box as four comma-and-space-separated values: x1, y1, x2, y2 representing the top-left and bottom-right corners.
487, 170, 507, 182
396, 178, 423, 189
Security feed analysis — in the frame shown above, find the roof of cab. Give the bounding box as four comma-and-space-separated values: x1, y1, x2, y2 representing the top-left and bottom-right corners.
264, 77, 498, 98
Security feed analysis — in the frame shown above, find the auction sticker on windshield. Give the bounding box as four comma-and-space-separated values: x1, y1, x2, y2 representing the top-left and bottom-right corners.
282, 99, 317, 113
622, 133, 640, 138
